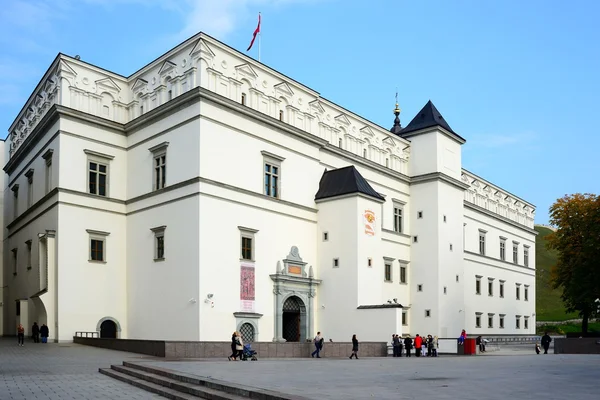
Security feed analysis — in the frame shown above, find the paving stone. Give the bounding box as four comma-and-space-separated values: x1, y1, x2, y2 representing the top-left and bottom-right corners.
0, 338, 162, 399
144, 344, 600, 400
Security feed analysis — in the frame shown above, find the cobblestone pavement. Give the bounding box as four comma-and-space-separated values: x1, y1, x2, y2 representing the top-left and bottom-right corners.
0, 338, 162, 399
147, 345, 599, 400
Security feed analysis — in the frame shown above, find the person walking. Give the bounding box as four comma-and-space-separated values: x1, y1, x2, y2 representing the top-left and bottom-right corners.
404, 336, 413, 357
349, 334, 359, 359
17, 324, 25, 346
541, 332, 552, 354
432, 336, 439, 357
32, 322, 40, 343
311, 332, 323, 358
235, 332, 244, 359
414, 334, 423, 357
40, 324, 49, 344
228, 331, 238, 361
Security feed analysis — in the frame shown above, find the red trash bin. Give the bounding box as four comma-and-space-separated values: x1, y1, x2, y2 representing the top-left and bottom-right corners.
463, 338, 476, 355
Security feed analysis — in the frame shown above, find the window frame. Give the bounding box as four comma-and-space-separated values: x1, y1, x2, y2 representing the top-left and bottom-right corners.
42, 149, 53, 194
149, 142, 169, 191
151, 226, 166, 261
239, 226, 258, 262
417, 284, 423, 292
399, 263, 407, 284
478, 229, 487, 255
392, 202, 404, 233
512, 241, 519, 264
25, 169, 34, 208
333, 258, 339, 268
425, 309, 431, 318
499, 314, 505, 329
87, 229, 110, 263
262, 151, 285, 199
25, 240, 32, 270
11, 184, 19, 219
524, 316, 529, 329
475, 312, 482, 328
524, 285, 529, 301
499, 280, 505, 298
402, 310, 408, 326
12, 248, 18, 275
84, 150, 114, 197
475, 275, 482, 295
516, 283, 521, 300
488, 313, 494, 328
524, 245, 530, 267
384, 263, 392, 282
499, 237, 506, 261
516, 315, 521, 329
488, 278, 494, 296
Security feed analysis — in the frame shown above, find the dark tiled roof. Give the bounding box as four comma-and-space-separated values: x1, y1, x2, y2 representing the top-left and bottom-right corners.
357, 304, 404, 309
314, 165, 385, 202
401, 100, 465, 141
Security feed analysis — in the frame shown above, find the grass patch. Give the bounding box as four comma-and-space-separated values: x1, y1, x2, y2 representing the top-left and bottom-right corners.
535, 226, 580, 321
536, 322, 600, 335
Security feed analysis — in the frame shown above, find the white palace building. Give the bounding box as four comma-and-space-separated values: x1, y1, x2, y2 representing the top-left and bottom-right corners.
0, 33, 537, 343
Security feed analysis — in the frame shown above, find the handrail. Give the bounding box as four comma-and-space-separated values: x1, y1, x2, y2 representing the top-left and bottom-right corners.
75, 331, 99, 338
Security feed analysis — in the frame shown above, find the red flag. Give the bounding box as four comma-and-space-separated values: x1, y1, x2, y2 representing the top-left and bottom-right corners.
247, 13, 261, 51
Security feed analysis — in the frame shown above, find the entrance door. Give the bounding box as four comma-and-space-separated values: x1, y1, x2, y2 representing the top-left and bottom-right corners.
100, 320, 117, 338
282, 296, 304, 342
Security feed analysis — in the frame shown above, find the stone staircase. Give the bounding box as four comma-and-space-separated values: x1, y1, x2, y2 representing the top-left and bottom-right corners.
99, 361, 308, 400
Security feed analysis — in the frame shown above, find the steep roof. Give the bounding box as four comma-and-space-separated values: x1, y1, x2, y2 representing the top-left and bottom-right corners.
401, 100, 464, 141
314, 165, 385, 202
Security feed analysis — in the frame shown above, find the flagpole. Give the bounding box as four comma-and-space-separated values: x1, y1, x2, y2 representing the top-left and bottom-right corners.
258, 12, 261, 62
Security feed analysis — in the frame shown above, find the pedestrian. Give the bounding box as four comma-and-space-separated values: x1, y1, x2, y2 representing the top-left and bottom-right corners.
404, 335, 413, 357
32, 322, 40, 343
17, 324, 25, 346
535, 343, 541, 354
458, 329, 466, 345
427, 335, 433, 357
235, 332, 244, 359
392, 334, 400, 357
311, 331, 323, 358
228, 331, 238, 361
40, 324, 49, 344
349, 334, 359, 359
541, 332, 552, 354
414, 334, 422, 357
432, 336, 439, 357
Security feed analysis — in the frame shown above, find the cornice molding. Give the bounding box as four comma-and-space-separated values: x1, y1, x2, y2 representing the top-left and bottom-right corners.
399, 125, 466, 145
464, 201, 538, 235
411, 172, 470, 191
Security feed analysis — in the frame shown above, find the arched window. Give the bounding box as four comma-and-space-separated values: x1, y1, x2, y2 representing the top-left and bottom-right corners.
279, 110, 284, 121
241, 93, 247, 106
240, 323, 255, 343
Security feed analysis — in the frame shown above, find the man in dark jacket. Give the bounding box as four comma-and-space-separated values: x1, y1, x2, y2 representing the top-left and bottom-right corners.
404, 336, 413, 357
541, 332, 552, 354
32, 322, 40, 343
40, 324, 49, 343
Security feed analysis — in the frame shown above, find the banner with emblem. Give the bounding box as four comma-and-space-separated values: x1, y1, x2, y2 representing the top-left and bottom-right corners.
240, 263, 256, 312
364, 209, 376, 236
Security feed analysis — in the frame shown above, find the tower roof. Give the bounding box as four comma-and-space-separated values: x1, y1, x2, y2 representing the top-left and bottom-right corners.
390, 102, 402, 135
315, 165, 385, 202
401, 100, 463, 141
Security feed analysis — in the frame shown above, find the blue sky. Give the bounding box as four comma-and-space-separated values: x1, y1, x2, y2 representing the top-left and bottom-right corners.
1, 0, 598, 224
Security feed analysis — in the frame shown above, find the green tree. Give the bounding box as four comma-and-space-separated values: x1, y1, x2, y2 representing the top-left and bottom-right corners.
546, 193, 600, 333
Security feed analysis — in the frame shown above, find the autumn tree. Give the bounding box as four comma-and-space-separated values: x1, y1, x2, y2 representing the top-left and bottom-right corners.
546, 193, 600, 333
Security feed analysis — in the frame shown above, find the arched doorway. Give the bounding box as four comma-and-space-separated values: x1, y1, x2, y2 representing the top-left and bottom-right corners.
100, 320, 117, 338
282, 296, 305, 342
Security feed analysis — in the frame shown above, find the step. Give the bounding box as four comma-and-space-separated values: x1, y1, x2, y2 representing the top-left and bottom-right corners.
110, 364, 247, 400
99, 368, 197, 400
122, 362, 310, 400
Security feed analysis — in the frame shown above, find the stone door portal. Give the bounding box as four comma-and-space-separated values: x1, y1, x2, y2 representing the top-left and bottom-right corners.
282, 296, 303, 342
100, 320, 117, 338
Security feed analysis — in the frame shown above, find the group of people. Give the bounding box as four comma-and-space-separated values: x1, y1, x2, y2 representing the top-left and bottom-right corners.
391, 334, 438, 357
228, 331, 244, 361
17, 322, 50, 346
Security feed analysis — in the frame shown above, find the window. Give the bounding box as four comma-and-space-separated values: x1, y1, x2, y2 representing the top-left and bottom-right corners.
279, 110, 284, 121
87, 229, 109, 263
368, 258, 372, 267
43, 149, 53, 194
26, 240, 32, 270
384, 263, 392, 282
151, 226, 166, 261
488, 279, 494, 296
140, 105, 144, 114
241, 93, 246, 106
262, 151, 285, 199
149, 142, 169, 191
443, 286, 447, 294
385, 158, 389, 167
26, 169, 34, 207
513, 242, 519, 264
399, 264, 407, 283
516, 316, 521, 329
413, 236, 418, 243
393, 205, 403, 233
85, 150, 114, 197
239, 226, 257, 262
524, 246, 530, 267
475, 276, 482, 295
524, 317, 529, 329
488, 314, 494, 328
499, 238, 506, 261
323, 232, 329, 241
478, 230, 486, 255
402, 310, 408, 325
16, 301, 20, 316
499, 314, 505, 329
239, 322, 254, 342
12, 184, 19, 218
443, 215, 447, 223
417, 211, 423, 219
499, 280, 505, 298
516, 284, 521, 300
475, 313, 482, 328
449, 243, 453, 251
524, 285, 529, 301
363, 148, 367, 158
12, 248, 18, 275
168, 90, 173, 101
338, 138, 343, 148
333, 258, 339, 268
417, 284, 423, 292
456, 275, 459, 282
425, 309, 431, 318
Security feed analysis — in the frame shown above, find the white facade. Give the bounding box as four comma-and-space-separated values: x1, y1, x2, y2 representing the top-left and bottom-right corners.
1, 33, 536, 343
